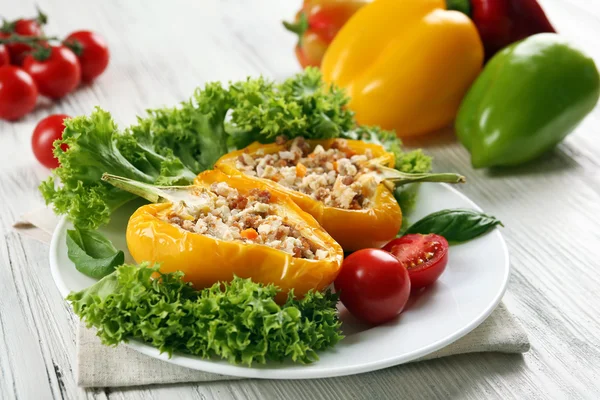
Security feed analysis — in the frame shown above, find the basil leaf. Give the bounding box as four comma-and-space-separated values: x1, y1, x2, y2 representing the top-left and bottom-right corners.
405, 209, 503, 243
66, 227, 124, 279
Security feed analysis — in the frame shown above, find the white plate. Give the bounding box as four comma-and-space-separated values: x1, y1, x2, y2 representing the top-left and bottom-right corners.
50, 183, 509, 379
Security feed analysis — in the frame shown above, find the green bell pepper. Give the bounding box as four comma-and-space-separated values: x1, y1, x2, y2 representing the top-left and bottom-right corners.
456, 33, 600, 168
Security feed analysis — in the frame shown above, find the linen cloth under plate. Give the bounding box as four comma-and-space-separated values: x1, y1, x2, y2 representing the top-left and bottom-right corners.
14, 207, 530, 388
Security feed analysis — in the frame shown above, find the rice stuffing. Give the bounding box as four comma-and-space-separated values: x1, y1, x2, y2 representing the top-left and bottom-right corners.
236, 137, 380, 209
163, 183, 328, 260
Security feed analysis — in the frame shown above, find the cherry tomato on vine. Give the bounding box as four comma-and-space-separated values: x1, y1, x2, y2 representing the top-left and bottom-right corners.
334, 249, 410, 325
383, 234, 449, 290
1, 18, 44, 65
31, 114, 70, 168
0, 45, 9, 66
23, 45, 81, 99
0, 66, 38, 120
64, 31, 109, 82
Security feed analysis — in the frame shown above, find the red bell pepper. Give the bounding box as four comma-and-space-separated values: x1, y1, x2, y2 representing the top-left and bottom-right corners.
470, 0, 556, 58
283, 0, 368, 69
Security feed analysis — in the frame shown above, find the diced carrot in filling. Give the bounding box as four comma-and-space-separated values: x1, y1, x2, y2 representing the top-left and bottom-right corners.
236, 137, 380, 210
271, 173, 283, 182
296, 162, 307, 177
240, 228, 259, 240
162, 182, 328, 260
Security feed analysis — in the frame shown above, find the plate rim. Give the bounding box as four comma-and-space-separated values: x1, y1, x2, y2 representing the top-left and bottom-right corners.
49, 183, 510, 379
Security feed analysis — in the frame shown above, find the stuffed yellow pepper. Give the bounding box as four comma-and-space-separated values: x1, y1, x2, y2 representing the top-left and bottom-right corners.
214, 138, 464, 251
103, 170, 344, 302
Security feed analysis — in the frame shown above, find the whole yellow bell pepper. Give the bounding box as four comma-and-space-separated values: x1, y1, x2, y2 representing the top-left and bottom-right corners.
321, 0, 484, 137
102, 171, 344, 303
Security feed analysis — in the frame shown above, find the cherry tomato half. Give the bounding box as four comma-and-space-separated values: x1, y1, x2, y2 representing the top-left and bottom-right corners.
1, 19, 43, 65
65, 31, 109, 82
334, 249, 410, 325
31, 114, 70, 168
383, 234, 449, 290
23, 45, 81, 99
0, 66, 38, 120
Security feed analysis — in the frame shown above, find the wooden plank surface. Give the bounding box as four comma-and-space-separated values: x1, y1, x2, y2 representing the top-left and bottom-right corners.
1, 0, 599, 398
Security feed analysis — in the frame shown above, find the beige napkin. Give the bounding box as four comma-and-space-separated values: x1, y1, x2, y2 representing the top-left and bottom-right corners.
14, 208, 530, 388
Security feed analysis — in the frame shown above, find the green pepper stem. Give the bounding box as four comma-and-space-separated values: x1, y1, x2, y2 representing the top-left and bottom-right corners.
446, 0, 471, 15
376, 166, 466, 185
102, 174, 194, 204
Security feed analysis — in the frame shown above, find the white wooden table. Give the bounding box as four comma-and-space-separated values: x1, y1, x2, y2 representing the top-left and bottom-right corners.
1, 0, 599, 398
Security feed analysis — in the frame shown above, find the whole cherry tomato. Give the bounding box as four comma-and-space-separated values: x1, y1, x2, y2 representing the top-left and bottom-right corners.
0, 66, 38, 120
23, 45, 81, 99
31, 114, 70, 168
0, 45, 9, 66
65, 31, 110, 82
1, 18, 43, 65
334, 248, 410, 325
383, 234, 449, 290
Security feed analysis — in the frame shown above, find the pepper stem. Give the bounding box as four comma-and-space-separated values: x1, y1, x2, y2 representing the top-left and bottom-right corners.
102, 174, 193, 204
446, 0, 471, 16
374, 165, 465, 190
362, 159, 466, 186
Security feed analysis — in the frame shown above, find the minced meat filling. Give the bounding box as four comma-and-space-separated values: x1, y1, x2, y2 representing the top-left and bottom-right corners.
236, 137, 379, 209
163, 182, 328, 260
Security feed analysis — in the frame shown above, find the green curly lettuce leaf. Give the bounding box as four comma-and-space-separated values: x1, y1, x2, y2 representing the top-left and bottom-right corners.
40, 68, 430, 229
392, 148, 433, 215
40, 108, 196, 229
226, 68, 353, 149
128, 81, 234, 173
67, 264, 343, 365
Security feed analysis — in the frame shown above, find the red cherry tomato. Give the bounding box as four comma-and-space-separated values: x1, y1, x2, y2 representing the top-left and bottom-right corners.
31, 114, 70, 168
65, 31, 109, 82
0, 66, 38, 120
383, 234, 449, 290
23, 45, 81, 99
1, 19, 43, 65
14, 18, 43, 35
334, 249, 411, 325
0, 45, 10, 66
